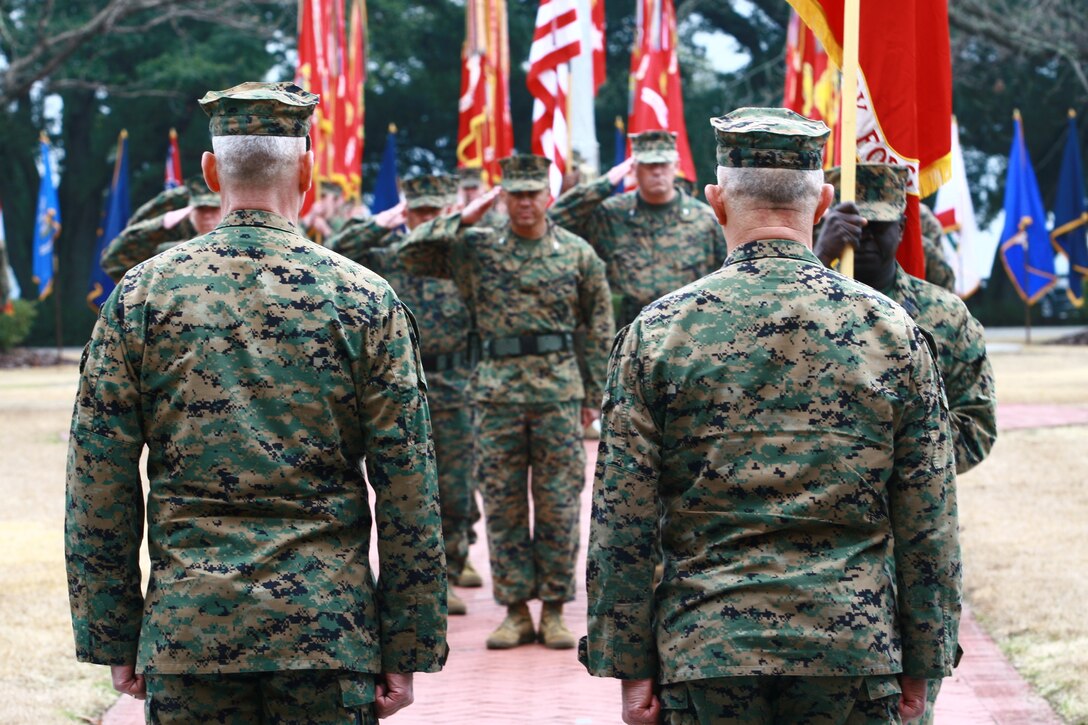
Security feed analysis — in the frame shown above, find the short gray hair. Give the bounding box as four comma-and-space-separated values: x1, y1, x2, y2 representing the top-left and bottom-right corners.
212, 135, 306, 188
716, 166, 824, 210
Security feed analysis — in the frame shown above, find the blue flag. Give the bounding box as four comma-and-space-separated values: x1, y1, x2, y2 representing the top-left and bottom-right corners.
1051, 112, 1088, 307
614, 116, 626, 194
32, 134, 61, 299
371, 125, 399, 214
87, 131, 130, 312
999, 113, 1056, 305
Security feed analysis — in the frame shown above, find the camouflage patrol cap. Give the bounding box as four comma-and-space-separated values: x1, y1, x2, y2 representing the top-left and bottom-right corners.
458, 167, 484, 188
711, 107, 829, 170
825, 163, 909, 222
402, 174, 457, 210
198, 81, 319, 138
498, 155, 550, 192
184, 177, 220, 209
630, 130, 679, 164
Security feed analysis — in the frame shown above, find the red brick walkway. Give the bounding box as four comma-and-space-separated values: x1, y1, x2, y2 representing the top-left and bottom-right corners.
103, 402, 1079, 725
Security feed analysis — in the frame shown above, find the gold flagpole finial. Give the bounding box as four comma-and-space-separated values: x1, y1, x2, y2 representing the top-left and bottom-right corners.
388, 123, 397, 134
1013, 108, 1022, 121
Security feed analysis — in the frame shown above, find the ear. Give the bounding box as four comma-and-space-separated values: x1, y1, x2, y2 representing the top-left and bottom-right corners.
814, 183, 835, 224
299, 149, 314, 194
705, 183, 728, 226
201, 152, 220, 193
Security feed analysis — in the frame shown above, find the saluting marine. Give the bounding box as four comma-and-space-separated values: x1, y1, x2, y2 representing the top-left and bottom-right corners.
550, 130, 727, 327
400, 154, 615, 651
99, 177, 222, 283
816, 163, 997, 475
328, 173, 481, 613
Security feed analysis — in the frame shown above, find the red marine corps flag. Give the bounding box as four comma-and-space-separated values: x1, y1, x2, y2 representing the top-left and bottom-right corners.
591, 0, 605, 93
787, 0, 953, 278
331, 0, 366, 198
528, 0, 582, 198
457, 0, 514, 186
296, 1, 367, 212
782, 11, 840, 168
627, 0, 695, 182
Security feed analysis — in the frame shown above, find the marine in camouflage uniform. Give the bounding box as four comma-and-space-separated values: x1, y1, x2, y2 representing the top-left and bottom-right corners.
817, 164, 997, 475
328, 174, 479, 610
550, 130, 727, 328
100, 178, 222, 283
816, 163, 996, 725
400, 154, 615, 650
65, 82, 447, 725
127, 181, 193, 226
581, 109, 961, 725
920, 202, 956, 292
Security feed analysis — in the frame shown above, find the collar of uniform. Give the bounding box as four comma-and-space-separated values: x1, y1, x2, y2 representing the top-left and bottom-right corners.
501, 220, 563, 258
636, 190, 682, 213
215, 209, 303, 237
879, 264, 921, 318
724, 238, 820, 266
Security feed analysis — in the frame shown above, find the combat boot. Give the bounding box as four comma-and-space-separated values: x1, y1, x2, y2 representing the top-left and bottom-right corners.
455, 559, 483, 588
537, 602, 576, 649
448, 589, 467, 616
485, 602, 535, 649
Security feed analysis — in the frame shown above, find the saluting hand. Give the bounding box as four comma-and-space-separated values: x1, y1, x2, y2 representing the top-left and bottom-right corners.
621, 678, 661, 724
110, 664, 146, 700
374, 201, 408, 230
606, 157, 636, 187
460, 187, 501, 227
375, 672, 414, 718
814, 201, 866, 266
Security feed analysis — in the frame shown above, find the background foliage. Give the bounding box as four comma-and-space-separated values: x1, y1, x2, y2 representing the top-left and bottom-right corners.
1, 0, 1086, 344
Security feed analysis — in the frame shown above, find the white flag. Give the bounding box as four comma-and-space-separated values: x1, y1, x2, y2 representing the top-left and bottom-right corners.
934, 117, 983, 299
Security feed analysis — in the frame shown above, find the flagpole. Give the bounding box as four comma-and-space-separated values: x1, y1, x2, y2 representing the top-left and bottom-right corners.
837, 0, 861, 278
1014, 107, 1032, 345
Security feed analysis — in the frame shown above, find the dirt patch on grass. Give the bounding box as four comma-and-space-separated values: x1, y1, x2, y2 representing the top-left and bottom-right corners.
959, 425, 1088, 724
988, 345, 1088, 405
0, 364, 118, 724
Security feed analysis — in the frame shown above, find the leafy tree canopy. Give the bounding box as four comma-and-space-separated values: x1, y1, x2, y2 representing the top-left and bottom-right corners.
1, 0, 1085, 343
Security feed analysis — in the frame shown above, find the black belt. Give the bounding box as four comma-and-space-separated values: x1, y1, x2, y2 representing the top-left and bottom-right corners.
421, 350, 470, 373
480, 332, 575, 359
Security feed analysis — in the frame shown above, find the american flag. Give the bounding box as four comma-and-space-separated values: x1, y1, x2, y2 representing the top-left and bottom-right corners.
527, 0, 582, 199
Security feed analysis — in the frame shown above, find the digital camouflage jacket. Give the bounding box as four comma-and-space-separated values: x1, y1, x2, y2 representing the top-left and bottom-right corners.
66, 209, 448, 675
399, 214, 614, 406
583, 239, 961, 684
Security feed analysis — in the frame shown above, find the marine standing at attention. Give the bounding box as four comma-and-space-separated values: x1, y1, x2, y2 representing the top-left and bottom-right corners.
65, 81, 447, 724
582, 108, 961, 725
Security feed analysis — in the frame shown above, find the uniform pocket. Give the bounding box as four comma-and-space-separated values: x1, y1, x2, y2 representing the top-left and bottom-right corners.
339, 672, 376, 724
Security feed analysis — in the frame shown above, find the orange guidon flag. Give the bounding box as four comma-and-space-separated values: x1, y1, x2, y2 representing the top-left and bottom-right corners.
787, 0, 953, 278
457, 0, 514, 187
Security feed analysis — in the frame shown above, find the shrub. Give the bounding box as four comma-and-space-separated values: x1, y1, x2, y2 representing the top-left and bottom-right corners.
0, 300, 39, 352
